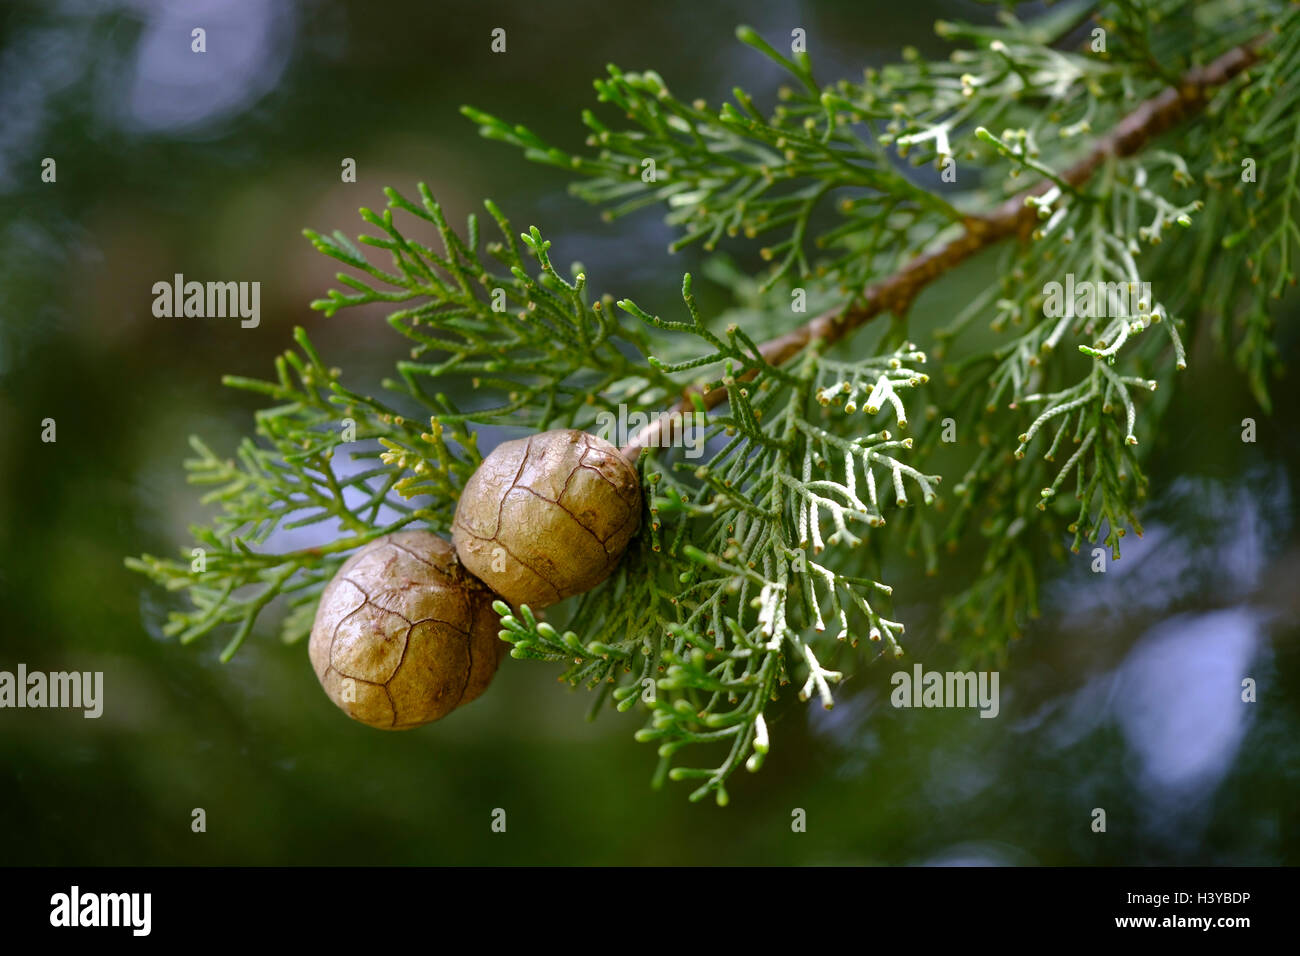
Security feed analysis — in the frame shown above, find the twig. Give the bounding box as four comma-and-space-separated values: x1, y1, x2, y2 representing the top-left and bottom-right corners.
621, 36, 1265, 460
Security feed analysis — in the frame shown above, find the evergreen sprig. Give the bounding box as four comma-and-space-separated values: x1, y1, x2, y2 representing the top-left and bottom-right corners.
304, 184, 679, 430
131, 0, 1298, 800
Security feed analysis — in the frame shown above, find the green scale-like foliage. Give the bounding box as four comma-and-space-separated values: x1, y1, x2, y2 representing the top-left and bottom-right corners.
131, 0, 1299, 802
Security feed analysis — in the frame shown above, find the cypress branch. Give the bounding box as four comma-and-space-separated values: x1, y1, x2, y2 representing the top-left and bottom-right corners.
131, 2, 1299, 802
621, 35, 1265, 459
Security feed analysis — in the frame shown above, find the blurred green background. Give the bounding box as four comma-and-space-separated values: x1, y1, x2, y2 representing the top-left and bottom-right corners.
1, 0, 1297, 865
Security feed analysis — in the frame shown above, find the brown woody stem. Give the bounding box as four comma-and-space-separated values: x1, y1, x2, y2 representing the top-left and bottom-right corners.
620, 37, 1265, 461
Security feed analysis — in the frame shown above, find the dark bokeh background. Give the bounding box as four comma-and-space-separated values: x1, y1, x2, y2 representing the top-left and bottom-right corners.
1, 0, 1297, 865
